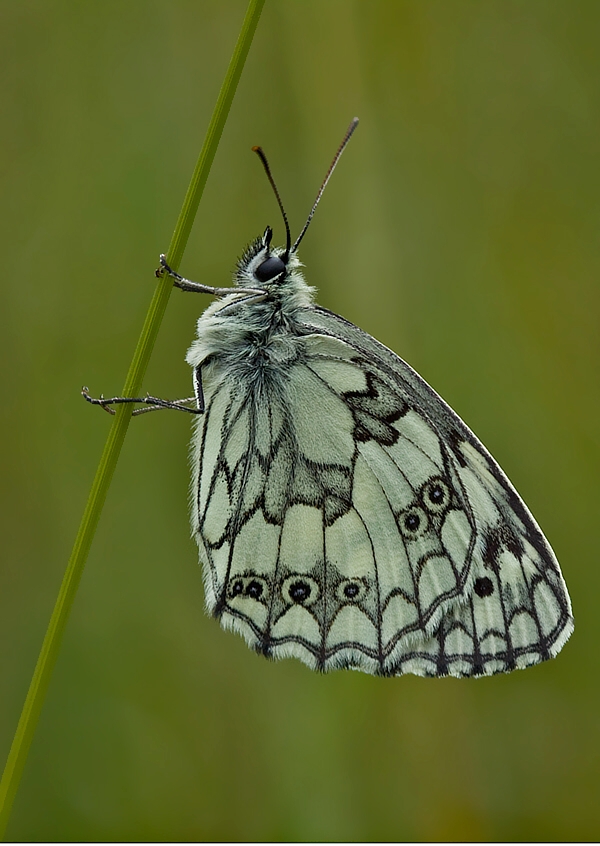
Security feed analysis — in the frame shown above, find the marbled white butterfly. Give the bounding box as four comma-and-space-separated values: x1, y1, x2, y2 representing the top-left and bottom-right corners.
84, 119, 573, 677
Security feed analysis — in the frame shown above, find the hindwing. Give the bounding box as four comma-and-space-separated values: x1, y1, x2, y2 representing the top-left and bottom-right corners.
191, 308, 573, 677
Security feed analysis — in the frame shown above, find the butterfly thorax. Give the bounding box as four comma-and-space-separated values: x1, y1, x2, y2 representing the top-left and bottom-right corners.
186, 249, 315, 381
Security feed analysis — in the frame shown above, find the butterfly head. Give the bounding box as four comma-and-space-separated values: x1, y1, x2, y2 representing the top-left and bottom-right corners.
238, 118, 359, 292
235, 224, 297, 290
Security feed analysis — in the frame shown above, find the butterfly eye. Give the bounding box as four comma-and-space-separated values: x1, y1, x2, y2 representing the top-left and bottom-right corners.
254, 255, 285, 283
282, 575, 320, 606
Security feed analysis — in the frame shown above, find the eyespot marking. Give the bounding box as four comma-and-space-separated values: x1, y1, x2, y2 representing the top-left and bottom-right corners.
282, 575, 320, 606
421, 477, 451, 514
336, 578, 368, 604
229, 578, 244, 597
246, 579, 264, 600
227, 575, 269, 603
399, 506, 429, 539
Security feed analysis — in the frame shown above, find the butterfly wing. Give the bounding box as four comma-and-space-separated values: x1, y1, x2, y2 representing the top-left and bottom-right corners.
192, 306, 573, 677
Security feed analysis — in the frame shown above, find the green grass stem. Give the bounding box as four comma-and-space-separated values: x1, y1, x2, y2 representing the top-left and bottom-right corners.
0, 0, 265, 837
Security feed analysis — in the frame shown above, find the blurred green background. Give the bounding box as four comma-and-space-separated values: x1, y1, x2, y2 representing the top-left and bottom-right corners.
1, 0, 598, 840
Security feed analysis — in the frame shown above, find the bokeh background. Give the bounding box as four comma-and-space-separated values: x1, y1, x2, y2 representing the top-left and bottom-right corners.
1, 0, 599, 840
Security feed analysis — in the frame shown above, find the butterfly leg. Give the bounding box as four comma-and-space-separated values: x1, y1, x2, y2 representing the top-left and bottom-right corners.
156, 254, 264, 298
81, 387, 203, 416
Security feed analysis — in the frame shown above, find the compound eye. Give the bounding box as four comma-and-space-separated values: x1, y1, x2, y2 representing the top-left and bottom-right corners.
254, 255, 285, 282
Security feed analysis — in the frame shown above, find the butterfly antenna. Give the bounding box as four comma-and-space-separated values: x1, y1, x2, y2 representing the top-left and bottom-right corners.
252, 145, 292, 262
292, 117, 359, 253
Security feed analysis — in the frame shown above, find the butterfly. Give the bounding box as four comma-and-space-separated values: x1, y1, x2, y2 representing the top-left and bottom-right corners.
84, 118, 573, 677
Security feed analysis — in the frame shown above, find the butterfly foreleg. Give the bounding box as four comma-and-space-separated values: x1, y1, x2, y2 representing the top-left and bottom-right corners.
157, 254, 264, 298
81, 387, 203, 416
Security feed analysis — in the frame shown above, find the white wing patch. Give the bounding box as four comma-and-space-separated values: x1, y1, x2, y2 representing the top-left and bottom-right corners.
190, 321, 573, 678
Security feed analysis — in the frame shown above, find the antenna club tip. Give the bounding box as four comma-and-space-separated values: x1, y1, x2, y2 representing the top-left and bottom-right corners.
251, 145, 261, 152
